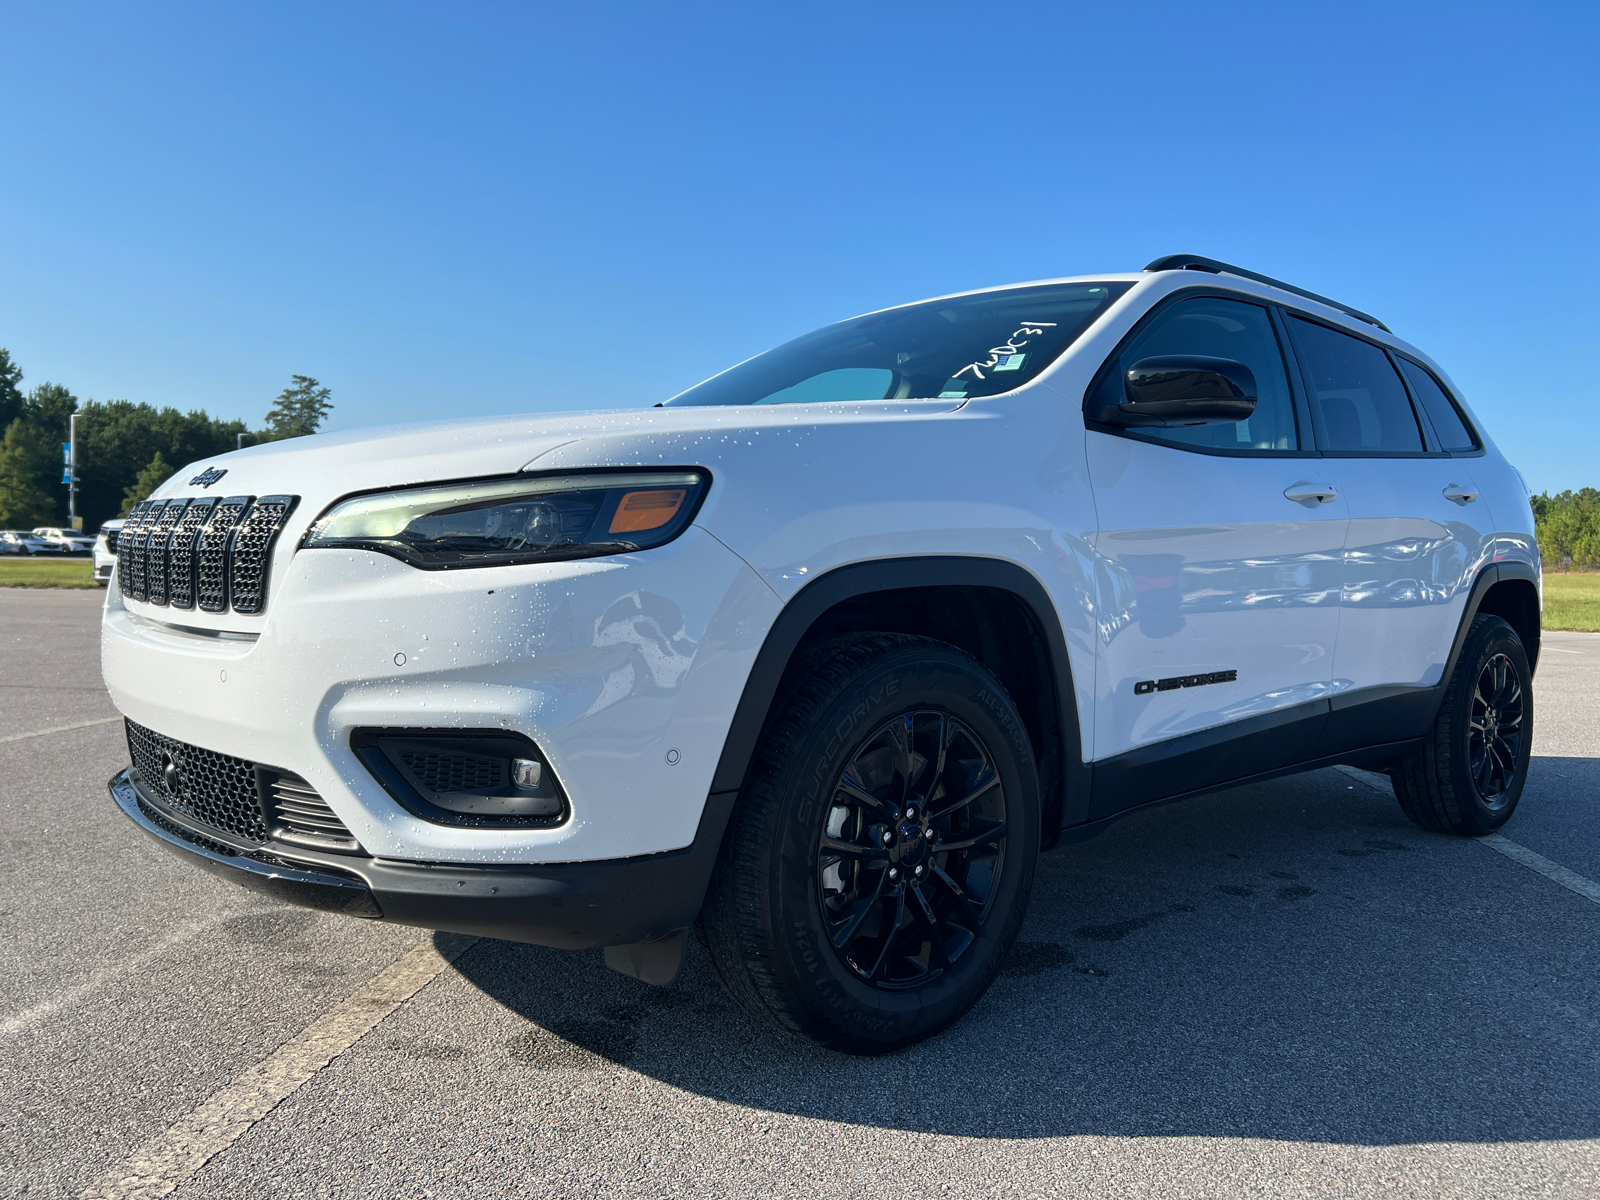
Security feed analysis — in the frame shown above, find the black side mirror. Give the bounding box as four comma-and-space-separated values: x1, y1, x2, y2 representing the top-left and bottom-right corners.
1089, 355, 1257, 428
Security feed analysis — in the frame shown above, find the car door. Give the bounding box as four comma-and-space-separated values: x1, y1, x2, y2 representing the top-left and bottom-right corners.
1085, 293, 1348, 816
1283, 315, 1494, 751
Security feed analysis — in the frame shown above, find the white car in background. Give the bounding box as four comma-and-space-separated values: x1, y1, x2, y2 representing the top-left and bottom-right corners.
92, 520, 125, 587
99, 255, 1540, 1052
1, 530, 65, 556
33, 525, 95, 554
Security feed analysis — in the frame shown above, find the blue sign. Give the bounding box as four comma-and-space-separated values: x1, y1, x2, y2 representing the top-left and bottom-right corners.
62, 469, 73, 485
62, 442, 72, 465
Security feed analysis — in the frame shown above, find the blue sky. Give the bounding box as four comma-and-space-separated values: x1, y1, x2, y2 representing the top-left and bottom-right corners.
3, 1, 1596, 491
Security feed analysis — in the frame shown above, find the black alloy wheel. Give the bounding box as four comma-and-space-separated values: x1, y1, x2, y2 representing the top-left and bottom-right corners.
1468, 652, 1525, 806
818, 711, 1007, 989
699, 633, 1040, 1053
1393, 613, 1533, 836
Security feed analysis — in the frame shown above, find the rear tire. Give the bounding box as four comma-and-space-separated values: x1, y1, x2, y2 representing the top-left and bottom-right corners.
1393, 614, 1532, 836
699, 634, 1041, 1054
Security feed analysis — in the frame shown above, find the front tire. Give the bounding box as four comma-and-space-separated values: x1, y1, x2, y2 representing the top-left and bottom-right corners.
1393, 614, 1533, 836
699, 634, 1041, 1054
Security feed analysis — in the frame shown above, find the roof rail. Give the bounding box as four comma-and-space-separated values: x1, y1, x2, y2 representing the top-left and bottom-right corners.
1143, 254, 1390, 333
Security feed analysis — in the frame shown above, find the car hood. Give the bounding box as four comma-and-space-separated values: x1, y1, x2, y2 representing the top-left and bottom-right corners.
148, 401, 962, 507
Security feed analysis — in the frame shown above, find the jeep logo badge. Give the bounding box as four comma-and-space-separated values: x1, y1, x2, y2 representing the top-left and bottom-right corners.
159, 750, 183, 797
189, 467, 228, 488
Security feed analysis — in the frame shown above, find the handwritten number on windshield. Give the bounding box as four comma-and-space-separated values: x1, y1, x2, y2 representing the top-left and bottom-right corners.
952, 322, 1058, 381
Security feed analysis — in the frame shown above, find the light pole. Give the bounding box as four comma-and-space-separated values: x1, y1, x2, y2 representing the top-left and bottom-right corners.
66, 413, 80, 531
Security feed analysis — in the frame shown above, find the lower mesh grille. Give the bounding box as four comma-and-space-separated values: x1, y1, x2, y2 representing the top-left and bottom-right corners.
397, 750, 507, 794
127, 719, 266, 842
124, 720, 360, 853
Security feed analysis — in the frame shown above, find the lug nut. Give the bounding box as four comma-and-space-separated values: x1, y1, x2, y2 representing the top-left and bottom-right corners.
888, 867, 899, 880
881, 831, 893, 845
924, 828, 935, 840
905, 807, 915, 819
914, 865, 924, 878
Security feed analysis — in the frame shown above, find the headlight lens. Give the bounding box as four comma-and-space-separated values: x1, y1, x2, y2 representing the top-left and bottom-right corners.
303, 470, 708, 569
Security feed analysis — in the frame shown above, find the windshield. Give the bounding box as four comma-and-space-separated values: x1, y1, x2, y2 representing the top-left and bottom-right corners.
664, 281, 1131, 407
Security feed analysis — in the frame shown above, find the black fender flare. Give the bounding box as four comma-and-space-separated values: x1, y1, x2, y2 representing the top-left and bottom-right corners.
707, 555, 1086, 843
1428, 560, 1541, 722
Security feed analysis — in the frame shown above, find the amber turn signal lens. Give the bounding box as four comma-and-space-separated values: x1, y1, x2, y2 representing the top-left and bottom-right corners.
609, 489, 687, 534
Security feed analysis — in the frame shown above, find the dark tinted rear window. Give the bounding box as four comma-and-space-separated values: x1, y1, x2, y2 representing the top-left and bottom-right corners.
1290, 317, 1423, 453
1398, 359, 1476, 451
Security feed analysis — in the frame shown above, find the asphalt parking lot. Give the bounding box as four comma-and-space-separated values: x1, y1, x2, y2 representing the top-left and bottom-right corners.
2, 588, 1597, 1199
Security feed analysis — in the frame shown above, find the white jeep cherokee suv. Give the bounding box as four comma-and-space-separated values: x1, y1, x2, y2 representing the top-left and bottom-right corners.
102, 256, 1539, 1052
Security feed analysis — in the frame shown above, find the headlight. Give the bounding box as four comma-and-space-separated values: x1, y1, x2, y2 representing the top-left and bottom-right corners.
302, 470, 708, 569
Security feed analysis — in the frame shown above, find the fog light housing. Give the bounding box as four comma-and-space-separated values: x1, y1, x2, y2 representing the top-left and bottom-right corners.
351, 729, 568, 827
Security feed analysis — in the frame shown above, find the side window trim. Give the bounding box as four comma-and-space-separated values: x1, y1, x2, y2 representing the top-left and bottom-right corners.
1279, 307, 1432, 458
1080, 286, 1317, 458
1269, 304, 1319, 458
1393, 351, 1485, 457
1387, 347, 1447, 454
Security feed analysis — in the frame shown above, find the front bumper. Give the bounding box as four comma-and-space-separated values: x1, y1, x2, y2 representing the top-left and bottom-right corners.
111, 767, 735, 949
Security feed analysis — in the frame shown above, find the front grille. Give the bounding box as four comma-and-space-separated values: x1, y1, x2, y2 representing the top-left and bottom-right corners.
196, 497, 252, 612
127, 718, 266, 842
229, 496, 295, 614
166, 497, 217, 610
121, 501, 158, 602
117, 492, 297, 616
398, 749, 507, 794
105, 527, 121, 556
124, 719, 361, 853
143, 499, 190, 606
266, 772, 362, 852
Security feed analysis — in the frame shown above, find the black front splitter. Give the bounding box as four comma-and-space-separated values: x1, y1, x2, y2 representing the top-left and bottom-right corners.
108, 768, 734, 951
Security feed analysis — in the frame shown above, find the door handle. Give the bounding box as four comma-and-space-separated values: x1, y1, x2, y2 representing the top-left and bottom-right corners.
1284, 481, 1339, 504
1443, 483, 1479, 504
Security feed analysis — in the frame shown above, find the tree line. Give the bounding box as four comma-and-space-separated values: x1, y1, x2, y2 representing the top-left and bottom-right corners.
0, 348, 332, 531
1532, 489, 1600, 571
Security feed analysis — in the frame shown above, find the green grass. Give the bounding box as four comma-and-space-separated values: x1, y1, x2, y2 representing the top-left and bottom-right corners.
1543, 571, 1600, 633
0, 557, 99, 588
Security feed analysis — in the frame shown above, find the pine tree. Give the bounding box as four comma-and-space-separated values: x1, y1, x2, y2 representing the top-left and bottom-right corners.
261, 375, 333, 441
119, 451, 173, 516
0, 419, 55, 527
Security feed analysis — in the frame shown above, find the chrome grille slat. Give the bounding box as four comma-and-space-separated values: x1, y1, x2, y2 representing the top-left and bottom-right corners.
228, 496, 296, 615
125, 501, 166, 603
115, 502, 150, 597
265, 772, 361, 851
143, 499, 190, 607
195, 496, 253, 613
166, 497, 217, 610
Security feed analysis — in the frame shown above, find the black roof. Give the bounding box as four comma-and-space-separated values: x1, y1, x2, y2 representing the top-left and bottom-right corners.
1143, 254, 1390, 333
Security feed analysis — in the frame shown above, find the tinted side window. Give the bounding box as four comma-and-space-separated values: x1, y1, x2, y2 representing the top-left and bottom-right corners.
1100, 297, 1298, 452
1398, 359, 1476, 451
1290, 317, 1423, 453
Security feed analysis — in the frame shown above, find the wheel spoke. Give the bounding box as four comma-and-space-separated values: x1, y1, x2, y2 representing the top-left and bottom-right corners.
819, 834, 874, 858
922, 715, 952, 807
928, 861, 986, 931
864, 885, 908, 981
836, 774, 897, 817
908, 882, 950, 968
889, 717, 915, 793
829, 871, 888, 949
932, 819, 1007, 854
930, 770, 999, 821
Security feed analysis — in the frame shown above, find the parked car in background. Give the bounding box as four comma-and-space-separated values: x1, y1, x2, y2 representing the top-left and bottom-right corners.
93, 520, 125, 587
33, 526, 96, 554
1, 531, 66, 556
